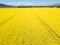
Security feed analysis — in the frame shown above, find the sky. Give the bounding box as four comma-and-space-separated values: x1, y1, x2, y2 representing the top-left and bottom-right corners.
0, 0, 60, 6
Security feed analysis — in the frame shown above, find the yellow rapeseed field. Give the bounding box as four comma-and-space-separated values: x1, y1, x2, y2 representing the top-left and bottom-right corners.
0, 8, 60, 45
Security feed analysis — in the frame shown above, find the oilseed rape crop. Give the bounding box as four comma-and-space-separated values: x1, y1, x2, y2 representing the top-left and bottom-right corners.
0, 8, 60, 45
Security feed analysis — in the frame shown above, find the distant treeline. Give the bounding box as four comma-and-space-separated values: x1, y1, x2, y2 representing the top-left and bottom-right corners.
0, 4, 60, 8
0, 5, 60, 8
0, 6, 60, 8
18, 6, 60, 8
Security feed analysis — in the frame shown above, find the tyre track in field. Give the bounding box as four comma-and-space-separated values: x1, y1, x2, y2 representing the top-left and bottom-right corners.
32, 11, 60, 44
0, 11, 21, 26
0, 10, 23, 45
0, 15, 16, 26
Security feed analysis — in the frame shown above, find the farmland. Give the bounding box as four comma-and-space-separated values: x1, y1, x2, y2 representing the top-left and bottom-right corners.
0, 8, 60, 45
